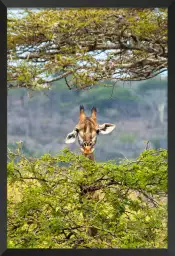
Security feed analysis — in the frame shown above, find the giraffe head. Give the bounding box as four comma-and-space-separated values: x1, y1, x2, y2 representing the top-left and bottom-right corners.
65, 106, 116, 156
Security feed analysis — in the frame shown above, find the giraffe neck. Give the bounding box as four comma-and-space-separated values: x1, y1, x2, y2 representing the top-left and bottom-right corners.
81, 150, 97, 237
82, 152, 95, 161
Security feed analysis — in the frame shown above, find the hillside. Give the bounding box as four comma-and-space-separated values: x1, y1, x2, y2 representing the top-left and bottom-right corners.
7, 76, 167, 161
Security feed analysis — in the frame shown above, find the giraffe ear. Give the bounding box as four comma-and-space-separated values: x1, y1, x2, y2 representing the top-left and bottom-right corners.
98, 123, 116, 134
65, 130, 78, 144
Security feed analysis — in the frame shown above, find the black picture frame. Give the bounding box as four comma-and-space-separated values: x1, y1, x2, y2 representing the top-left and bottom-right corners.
1, 1, 174, 255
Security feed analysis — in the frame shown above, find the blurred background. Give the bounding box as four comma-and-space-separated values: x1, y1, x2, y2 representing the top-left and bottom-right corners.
7, 73, 167, 162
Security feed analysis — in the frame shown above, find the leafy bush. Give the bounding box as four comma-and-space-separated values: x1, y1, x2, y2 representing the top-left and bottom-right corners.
7, 146, 167, 248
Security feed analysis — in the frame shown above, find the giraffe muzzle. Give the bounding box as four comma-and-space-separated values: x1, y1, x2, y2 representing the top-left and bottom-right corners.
81, 146, 95, 154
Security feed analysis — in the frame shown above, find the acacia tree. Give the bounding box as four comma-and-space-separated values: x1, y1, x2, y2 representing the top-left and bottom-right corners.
7, 8, 167, 90
8, 146, 167, 248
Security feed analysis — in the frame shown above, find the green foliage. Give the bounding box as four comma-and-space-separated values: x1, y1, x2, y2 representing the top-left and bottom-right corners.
8, 8, 167, 90
7, 145, 167, 248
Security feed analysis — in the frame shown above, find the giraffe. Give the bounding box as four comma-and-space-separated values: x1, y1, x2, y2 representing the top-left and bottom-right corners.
65, 105, 116, 160
65, 105, 115, 238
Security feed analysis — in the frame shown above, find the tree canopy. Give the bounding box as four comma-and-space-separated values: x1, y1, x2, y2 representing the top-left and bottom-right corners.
7, 8, 167, 90
8, 145, 167, 248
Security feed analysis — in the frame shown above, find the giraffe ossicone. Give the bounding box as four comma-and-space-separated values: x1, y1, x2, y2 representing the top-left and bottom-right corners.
65, 106, 116, 158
